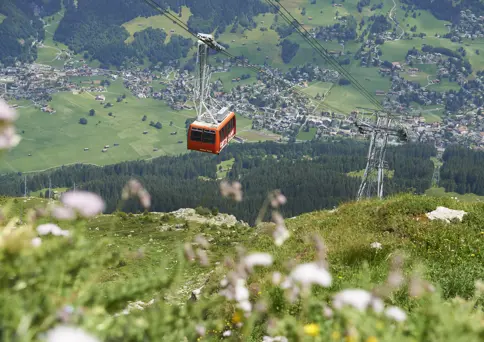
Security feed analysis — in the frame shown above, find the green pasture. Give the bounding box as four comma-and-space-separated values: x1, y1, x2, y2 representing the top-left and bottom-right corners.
3, 78, 261, 172
3, 81, 195, 172
394, 6, 450, 37
213, 67, 258, 91
122, 6, 194, 43
216, 158, 235, 179
380, 37, 484, 76
300, 81, 334, 98
297, 127, 317, 141
423, 112, 443, 123
425, 187, 484, 203
36, 9, 70, 68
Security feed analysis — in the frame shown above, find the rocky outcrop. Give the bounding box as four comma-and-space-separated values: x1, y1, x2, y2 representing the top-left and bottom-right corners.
167, 208, 248, 227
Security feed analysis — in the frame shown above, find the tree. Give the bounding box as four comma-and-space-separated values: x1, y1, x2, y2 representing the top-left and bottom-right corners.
89, 109, 95, 116
281, 39, 300, 64
155, 122, 162, 129
338, 78, 351, 86
142, 115, 147, 121
79, 118, 88, 125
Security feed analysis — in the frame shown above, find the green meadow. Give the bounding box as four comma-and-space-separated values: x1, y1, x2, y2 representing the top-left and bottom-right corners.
4, 77, 260, 173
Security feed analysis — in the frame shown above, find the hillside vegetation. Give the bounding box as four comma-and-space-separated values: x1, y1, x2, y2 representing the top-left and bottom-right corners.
0, 140, 436, 225
1, 190, 483, 341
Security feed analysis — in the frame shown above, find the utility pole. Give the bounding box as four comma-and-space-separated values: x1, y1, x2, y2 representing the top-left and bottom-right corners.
24, 176, 27, 198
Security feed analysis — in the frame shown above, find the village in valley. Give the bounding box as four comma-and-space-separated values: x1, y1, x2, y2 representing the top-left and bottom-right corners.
1, 0, 484, 164
1, 44, 483, 154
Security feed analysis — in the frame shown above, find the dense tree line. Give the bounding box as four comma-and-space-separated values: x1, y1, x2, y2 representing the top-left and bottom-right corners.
33, 0, 62, 17
0, 141, 435, 225
369, 15, 392, 34
440, 145, 484, 195
0, 0, 45, 65
280, 39, 300, 64
401, 0, 483, 21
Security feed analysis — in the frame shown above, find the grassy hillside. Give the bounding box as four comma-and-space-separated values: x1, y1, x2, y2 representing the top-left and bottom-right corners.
1, 191, 483, 340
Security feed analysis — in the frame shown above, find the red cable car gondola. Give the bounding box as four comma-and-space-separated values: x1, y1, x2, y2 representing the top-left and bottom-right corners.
187, 33, 237, 155
187, 111, 236, 154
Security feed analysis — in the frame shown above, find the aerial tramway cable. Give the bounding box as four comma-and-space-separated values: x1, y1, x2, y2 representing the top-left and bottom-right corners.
140, 0, 358, 115
264, 0, 383, 110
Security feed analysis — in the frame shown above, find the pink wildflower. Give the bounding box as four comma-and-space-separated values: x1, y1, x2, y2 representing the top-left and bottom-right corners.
121, 179, 151, 209
0, 99, 18, 122
0, 125, 21, 150
61, 191, 105, 218
51, 205, 77, 220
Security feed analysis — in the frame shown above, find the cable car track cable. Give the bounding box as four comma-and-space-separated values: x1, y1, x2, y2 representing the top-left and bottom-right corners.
264, 0, 383, 110
264, 0, 382, 108
140, 0, 357, 115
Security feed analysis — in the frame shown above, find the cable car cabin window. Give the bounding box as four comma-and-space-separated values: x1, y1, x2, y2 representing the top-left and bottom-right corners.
220, 125, 226, 141
227, 119, 233, 132
202, 129, 216, 144
190, 127, 203, 141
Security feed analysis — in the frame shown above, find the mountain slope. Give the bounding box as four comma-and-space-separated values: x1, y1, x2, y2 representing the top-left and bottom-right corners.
1, 193, 483, 340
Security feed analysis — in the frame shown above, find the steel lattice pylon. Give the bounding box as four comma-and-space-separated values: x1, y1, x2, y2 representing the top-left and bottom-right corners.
356, 113, 408, 201
193, 33, 228, 124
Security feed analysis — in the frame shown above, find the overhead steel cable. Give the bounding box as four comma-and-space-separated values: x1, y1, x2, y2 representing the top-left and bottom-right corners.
265, 0, 382, 109
264, 0, 383, 110
140, 0, 352, 114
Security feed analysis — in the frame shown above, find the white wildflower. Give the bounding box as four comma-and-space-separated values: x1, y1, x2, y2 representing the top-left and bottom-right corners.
122, 179, 152, 209
289, 262, 332, 287
220, 277, 228, 287
388, 271, 404, 288
272, 272, 282, 285
333, 289, 383, 312
0, 99, 18, 122
323, 305, 333, 318
51, 205, 77, 220
238, 299, 252, 312
45, 325, 100, 342
0, 125, 21, 150
195, 324, 206, 336
243, 253, 273, 271
222, 330, 232, 337
234, 278, 249, 302
370, 242, 382, 249
273, 225, 290, 246
220, 180, 243, 202
36, 223, 70, 237
385, 306, 407, 322
31, 237, 42, 247
61, 191, 105, 218
263, 336, 289, 342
